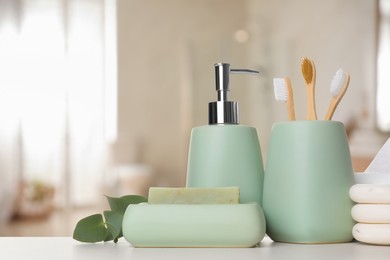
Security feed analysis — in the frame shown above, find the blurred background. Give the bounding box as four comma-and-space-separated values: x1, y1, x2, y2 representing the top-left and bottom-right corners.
0, 0, 389, 236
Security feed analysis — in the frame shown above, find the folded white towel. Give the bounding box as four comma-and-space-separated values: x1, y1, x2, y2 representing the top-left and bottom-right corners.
349, 184, 390, 204
354, 172, 390, 184
352, 204, 390, 223
353, 223, 390, 245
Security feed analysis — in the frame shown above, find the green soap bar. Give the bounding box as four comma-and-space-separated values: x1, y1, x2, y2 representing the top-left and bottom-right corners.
122, 203, 266, 248
148, 187, 240, 204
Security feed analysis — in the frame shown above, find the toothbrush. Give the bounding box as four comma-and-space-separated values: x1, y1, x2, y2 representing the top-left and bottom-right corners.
301, 57, 317, 120
273, 77, 296, 120
324, 69, 350, 120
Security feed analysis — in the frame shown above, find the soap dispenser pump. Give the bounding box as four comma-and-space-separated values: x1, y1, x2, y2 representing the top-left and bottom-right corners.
186, 63, 265, 206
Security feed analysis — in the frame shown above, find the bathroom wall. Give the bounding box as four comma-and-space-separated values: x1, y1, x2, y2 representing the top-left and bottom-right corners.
117, 0, 381, 188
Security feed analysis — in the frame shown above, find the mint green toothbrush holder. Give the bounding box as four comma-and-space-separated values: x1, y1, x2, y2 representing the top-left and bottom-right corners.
263, 121, 355, 243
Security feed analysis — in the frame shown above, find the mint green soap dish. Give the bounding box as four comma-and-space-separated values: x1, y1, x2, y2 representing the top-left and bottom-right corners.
122, 203, 266, 248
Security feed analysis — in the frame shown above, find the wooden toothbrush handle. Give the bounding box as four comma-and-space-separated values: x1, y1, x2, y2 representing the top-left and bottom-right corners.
285, 78, 296, 121
324, 98, 337, 120
287, 101, 296, 121
306, 84, 317, 120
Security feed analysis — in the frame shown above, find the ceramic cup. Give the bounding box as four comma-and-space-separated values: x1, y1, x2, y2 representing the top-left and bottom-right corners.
263, 121, 355, 243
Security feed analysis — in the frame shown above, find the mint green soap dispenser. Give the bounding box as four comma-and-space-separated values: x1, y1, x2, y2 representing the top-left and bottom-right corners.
186, 63, 264, 205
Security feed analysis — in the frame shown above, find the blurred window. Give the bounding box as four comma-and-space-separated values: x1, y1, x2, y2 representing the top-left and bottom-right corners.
378, 0, 390, 131
0, 0, 117, 206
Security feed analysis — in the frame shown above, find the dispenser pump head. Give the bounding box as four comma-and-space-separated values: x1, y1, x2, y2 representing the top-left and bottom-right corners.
209, 63, 259, 125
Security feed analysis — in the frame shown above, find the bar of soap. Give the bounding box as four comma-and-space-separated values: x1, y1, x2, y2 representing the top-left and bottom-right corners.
352, 204, 390, 223
148, 187, 239, 204
353, 223, 390, 245
122, 203, 266, 247
349, 184, 390, 203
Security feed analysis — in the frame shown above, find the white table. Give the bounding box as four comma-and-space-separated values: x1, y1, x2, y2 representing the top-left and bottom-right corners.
0, 237, 389, 260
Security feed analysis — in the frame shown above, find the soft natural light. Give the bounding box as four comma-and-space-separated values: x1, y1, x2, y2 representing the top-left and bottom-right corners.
104, 0, 118, 143
377, 0, 390, 131
377, 51, 390, 131
0, 0, 117, 206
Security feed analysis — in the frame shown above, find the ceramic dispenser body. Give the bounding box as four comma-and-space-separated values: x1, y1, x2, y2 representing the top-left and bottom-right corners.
186, 63, 264, 206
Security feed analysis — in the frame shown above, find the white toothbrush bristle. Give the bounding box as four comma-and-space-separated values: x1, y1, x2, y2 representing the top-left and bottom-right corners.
330, 69, 346, 97
273, 78, 288, 102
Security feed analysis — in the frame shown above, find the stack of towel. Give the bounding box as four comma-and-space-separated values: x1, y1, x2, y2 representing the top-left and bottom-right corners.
349, 184, 390, 245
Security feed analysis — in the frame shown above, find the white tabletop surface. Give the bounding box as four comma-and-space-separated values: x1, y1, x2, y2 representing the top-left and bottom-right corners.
0, 237, 389, 260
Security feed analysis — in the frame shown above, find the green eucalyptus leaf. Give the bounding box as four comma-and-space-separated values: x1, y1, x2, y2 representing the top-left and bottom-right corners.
103, 210, 123, 242
73, 194, 147, 243
105, 195, 147, 215
73, 214, 108, 243
104, 231, 114, 242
